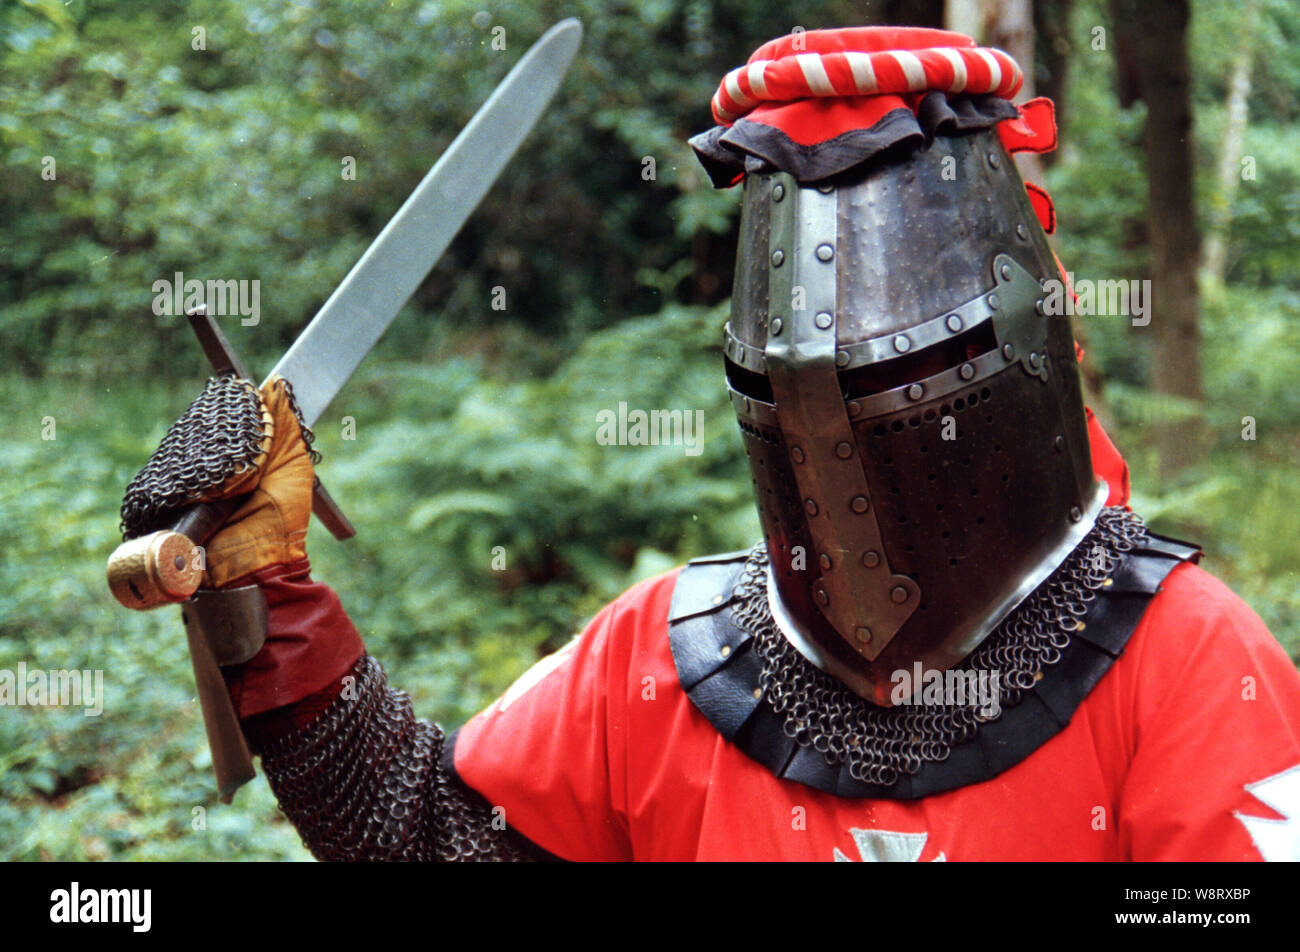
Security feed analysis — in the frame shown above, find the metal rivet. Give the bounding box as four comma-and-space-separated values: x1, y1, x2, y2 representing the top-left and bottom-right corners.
1035, 298, 1045, 315
1033, 670, 1044, 683
1054, 435, 1065, 452
862, 550, 880, 568
988, 153, 1000, 170
987, 293, 1000, 310
854, 626, 872, 644
804, 499, 819, 517
946, 314, 962, 332
835, 350, 850, 368
850, 495, 869, 513
752, 687, 763, 699
772, 183, 785, 202
771, 249, 785, 267
815, 588, 829, 606
711, 594, 724, 605
814, 311, 833, 329
893, 335, 911, 354
907, 383, 924, 401
890, 585, 908, 604
959, 362, 975, 380
817, 182, 834, 194
835, 441, 853, 459
173, 555, 186, 571
1002, 343, 1015, 360
720, 644, 732, 658
791, 446, 805, 464
847, 400, 862, 417
816, 243, 834, 262
770, 317, 783, 336
1016, 223, 1029, 240
819, 553, 832, 570
1000, 264, 1012, 281
1029, 352, 1042, 369
1069, 506, 1083, 522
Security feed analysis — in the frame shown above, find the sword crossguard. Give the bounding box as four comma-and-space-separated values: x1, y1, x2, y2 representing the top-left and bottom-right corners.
104, 308, 355, 614
187, 306, 356, 544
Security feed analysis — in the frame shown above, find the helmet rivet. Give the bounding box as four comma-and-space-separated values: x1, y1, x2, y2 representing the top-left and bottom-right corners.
814, 311, 833, 329
1002, 343, 1015, 360
835, 350, 850, 368
1016, 223, 1029, 240
850, 495, 869, 513
959, 362, 975, 380
816, 243, 834, 262
815, 588, 829, 606
1069, 506, 1083, 522
819, 553, 832, 570
791, 446, 805, 463
771, 249, 785, 267
847, 400, 862, 417
1029, 352, 1042, 368
893, 335, 911, 354
1000, 264, 1013, 281
804, 498, 819, 517
720, 645, 732, 658
862, 550, 880, 568
1054, 435, 1065, 452
987, 293, 1000, 310
1035, 298, 1045, 315
854, 626, 872, 644
835, 441, 853, 459
946, 314, 962, 332
752, 687, 763, 699
817, 182, 834, 194
772, 183, 786, 202
770, 317, 783, 336
907, 383, 924, 401
890, 585, 908, 604
987, 152, 1000, 170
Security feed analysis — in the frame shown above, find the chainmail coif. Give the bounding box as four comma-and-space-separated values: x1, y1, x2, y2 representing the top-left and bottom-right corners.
733, 506, 1149, 788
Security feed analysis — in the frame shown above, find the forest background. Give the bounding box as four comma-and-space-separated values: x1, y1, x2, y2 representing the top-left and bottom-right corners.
1, 0, 1296, 859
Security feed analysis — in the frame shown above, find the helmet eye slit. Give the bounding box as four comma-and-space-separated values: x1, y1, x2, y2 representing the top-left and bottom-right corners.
837, 323, 997, 401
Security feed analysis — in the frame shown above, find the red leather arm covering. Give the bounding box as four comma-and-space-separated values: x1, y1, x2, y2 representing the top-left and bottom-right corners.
220, 559, 364, 728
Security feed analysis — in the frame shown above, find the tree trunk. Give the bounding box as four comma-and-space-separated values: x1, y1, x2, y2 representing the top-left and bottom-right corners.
1200, 0, 1259, 289
981, 0, 1043, 186
1033, 0, 1073, 164
1118, 0, 1204, 479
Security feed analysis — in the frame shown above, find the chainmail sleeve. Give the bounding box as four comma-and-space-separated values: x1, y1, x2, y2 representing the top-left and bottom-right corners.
251, 655, 553, 862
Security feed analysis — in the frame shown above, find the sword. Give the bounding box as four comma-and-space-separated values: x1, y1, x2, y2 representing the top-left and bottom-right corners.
105, 19, 583, 800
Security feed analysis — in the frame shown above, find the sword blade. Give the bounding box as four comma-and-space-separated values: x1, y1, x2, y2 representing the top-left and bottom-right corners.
267, 19, 582, 425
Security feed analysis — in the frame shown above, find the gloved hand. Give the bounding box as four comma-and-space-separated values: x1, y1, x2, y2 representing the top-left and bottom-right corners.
117, 373, 317, 591
116, 372, 364, 725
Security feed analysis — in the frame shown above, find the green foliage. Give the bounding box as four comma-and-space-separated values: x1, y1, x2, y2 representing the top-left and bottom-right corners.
1, 0, 1297, 861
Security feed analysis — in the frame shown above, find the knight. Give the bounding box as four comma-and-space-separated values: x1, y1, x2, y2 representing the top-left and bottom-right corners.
116, 26, 1300, 860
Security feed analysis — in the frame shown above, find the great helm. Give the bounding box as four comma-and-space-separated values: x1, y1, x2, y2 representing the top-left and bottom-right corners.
693, 27, 1102, 704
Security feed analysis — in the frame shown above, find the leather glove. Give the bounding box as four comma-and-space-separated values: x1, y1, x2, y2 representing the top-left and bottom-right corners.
197, 375, 316, 588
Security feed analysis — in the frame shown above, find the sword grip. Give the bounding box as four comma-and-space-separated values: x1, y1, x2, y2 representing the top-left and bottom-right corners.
106, 497, 242, 611
107, 479, 354, 612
